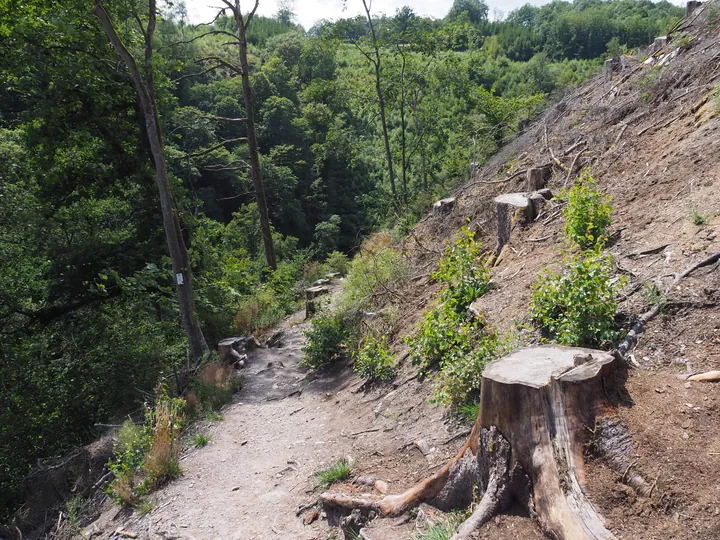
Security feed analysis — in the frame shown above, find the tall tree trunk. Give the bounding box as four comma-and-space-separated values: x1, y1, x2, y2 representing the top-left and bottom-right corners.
398, 46, 408, 204
362, 0, 396, 199
226, 0, 277, 270
93, 0, 210, 364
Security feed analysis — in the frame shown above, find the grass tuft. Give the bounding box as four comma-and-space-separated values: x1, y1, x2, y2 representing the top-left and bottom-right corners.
413, 513, 463, 540
193, 433, 211, 448
205, 410, 224, 422
314, 458, 352, 488
455, 402, 480, 423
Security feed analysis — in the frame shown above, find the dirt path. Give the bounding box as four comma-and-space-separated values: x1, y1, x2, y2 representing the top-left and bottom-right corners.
88, 283, 458, 540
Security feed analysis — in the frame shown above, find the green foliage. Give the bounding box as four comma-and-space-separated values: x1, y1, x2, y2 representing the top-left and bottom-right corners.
354, 336, 397, 382
314, 458, 352, 488
407, 307, 482, 376
107, 421, 152, 506
562, 172, 612, 250
406, 227, 500, 405
529, 250, 625, 347
455, 402, 480, 423
193, 433, 212, 448
413, 513, 462, 540
433, 227, 491, 313
107, 392, 185, 506
205, 411, 224, 422
302, 309, 358, 369
323, 251, 350, 276
339, 234, 410, 313
433, 331, 508, 407
64, 495, 93, 533
690, 207, 706, 226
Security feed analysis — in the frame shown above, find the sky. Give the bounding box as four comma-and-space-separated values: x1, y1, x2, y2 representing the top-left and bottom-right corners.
184, 0, 549, 30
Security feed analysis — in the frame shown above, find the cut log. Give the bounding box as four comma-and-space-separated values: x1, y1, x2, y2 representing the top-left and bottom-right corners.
306, 285, 330, 318
492, 193, 546, 258
321, 346, 620, 540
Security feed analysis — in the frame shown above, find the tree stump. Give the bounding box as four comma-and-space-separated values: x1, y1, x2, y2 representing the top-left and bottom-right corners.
526, 167, 550, 192
604, 57, 621, 81
320, 346, 621, 540
218, 336, 259, 365
432, 197, 456, 216
686, 1, 702, 17
306, 285, 330, 318
491, 193, 545, 259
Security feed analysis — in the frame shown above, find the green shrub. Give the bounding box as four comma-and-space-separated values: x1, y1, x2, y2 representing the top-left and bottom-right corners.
433, 331, 507, 407
354, 335, 397, 381
434, 227, 491, 313
108, 420, 151, 505
340, 233, 409, 312
562, 172, 612, 250
528, 249, 625, 347
689, 207, 706, 226
324, 250, 350, 276
302, 309, 358, 369
314, 458, 352, 488
455, 402, 480, 423
108, 391, 185, 505
406, 307, 482, 377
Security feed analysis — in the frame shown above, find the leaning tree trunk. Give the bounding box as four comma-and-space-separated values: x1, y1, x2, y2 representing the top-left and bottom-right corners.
231, 4, 277, 271
321, 346, 621, 540
93, 0, 210, 364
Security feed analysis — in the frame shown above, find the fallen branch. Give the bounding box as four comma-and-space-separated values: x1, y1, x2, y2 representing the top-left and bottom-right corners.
636, 111, 685, 137
687, 371, 720, 382
617, 251, 720, 359
589, 65, 643, 107
563, 148, 587, 188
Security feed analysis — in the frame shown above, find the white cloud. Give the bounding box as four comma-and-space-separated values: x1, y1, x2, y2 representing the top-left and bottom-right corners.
183, 0, 686, 34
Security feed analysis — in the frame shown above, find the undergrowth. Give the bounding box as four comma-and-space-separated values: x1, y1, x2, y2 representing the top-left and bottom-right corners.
561, 171, 612, 250
108, 390, 185, 506
406, 227, 503, 407
413, 512, 463, 540
531, 175, 625, 347
314, 458, 352, 488
353, 335, 397, 381
529, 249, 625, 347
303, 233, 407, 370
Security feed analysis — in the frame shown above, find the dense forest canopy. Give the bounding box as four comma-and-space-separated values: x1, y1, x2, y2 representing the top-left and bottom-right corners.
0, 0, 683, 519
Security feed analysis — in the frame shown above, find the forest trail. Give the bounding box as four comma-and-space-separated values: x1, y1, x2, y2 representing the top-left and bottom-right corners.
89, 283, 425, 540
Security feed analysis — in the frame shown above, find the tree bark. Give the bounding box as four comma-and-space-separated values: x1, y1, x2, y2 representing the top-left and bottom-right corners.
93, 0, 210, 364
224, 0, 277, 270
362, 0, 396, 199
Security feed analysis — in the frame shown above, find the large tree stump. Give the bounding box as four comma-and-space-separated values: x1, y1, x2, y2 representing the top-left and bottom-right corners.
320, 346, 621, 540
